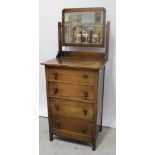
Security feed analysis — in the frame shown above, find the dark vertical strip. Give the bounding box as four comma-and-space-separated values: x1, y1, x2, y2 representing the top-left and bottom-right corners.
100, 67, 105, 130
105, 21, 110, 60
57, 22, 62, 58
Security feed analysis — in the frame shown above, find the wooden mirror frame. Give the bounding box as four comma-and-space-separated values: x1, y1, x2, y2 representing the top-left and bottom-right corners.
62, 7, 106, 47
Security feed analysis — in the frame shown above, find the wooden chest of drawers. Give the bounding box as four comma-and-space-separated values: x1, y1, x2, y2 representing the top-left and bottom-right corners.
42, 51, 106, 151
41, 7, 110, 151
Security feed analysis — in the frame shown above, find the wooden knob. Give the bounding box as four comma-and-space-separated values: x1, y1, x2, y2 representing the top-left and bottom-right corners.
53, 87, 58, 94
83, 89, 88, 98
83, 74, 88, 79
55, 105, 59, 111
83, 108, 87, 116
81, 127, 87, 133
56, 122, 60, 128
53, 72, 58, 80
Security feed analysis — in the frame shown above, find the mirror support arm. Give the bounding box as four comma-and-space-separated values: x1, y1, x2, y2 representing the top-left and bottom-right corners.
105, 21, 110, 61
57, 22, 62, 58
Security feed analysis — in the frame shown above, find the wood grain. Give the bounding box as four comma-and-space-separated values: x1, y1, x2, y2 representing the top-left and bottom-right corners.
51, 116, 93, 136
47, 68, 95, 84
52, 128, 92, 142
49, 82, 95, 101
41, 57, 105, 70
49, 98, 93, 121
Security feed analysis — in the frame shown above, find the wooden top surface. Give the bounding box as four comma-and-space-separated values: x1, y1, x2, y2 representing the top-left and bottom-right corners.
41, 57, 106, 70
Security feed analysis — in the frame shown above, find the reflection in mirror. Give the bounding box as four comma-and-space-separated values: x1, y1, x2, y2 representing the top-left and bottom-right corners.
64, 11, 104, 46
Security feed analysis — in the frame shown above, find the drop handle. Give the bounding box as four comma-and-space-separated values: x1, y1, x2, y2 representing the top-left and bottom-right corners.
53, 87, 58, 94
83, 108, 87, 116
55, 105, 59, 111
81, 127, 87, 133
53, 72, 58, 80
83, 89, 88, 98
56, 122, 60, 128
83, 74, 88, 79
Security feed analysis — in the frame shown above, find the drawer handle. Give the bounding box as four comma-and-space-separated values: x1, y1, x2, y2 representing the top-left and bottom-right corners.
83, 89, 88, 98
81, 127, 87, 133
55, 105, 59, 111
56, 122, 60, 128
83, 74, 88, 79
53, 87, 58, 94
83, 108, 87, 116
53, 72, 58, 80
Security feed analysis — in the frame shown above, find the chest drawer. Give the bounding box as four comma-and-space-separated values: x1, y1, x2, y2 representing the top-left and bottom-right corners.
49, 82, 95, 101
47, 68, 95, 84
51, 116, 93, 136
49, 98, 93, 121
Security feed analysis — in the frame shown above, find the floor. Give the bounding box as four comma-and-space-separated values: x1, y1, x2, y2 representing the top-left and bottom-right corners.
39, 117, 116, 155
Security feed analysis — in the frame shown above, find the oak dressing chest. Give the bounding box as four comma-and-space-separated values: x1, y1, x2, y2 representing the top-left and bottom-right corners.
41, 7, 110, 151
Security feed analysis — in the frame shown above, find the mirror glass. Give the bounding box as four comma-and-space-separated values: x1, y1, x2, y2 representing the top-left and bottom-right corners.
63, 10, 104, 46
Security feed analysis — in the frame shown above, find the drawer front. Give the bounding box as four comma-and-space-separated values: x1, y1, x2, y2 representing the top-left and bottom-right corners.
49, 98, 93, 121
51, 116, 93, 136
47, 68, 95, 84
51, 128, 92, 142
49, 82, 95, 101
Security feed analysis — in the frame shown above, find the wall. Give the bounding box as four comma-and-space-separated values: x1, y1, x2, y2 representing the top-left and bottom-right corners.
39, 0, 116, 128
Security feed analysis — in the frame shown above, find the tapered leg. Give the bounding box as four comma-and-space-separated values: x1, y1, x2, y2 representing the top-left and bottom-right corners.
49, 133, 53, 141
92, 141, 96, 151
